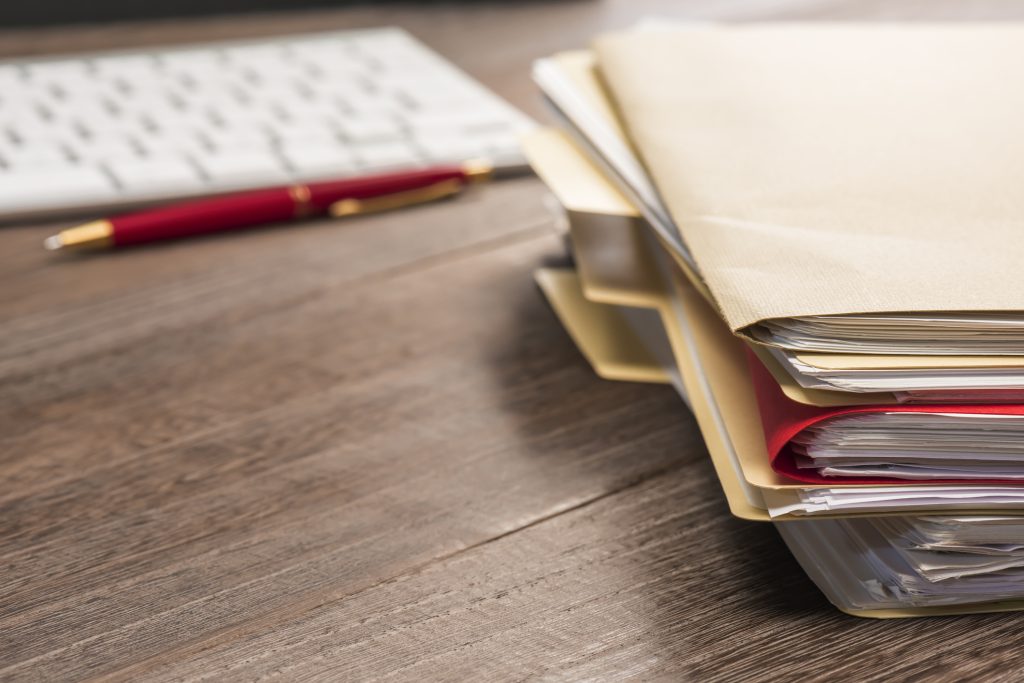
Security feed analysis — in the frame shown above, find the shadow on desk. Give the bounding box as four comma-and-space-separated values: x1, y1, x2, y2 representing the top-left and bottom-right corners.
478, 264, 831, 675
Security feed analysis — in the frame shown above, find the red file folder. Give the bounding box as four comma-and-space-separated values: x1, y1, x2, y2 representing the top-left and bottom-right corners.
747, 351, 1024, 485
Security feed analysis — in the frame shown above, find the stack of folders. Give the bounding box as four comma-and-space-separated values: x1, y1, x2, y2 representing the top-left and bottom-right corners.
525, 23, 1024, 618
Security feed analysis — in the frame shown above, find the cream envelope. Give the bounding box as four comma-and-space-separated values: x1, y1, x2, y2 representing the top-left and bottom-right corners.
537, 41, 1024, 375
594, 24, 1024, 354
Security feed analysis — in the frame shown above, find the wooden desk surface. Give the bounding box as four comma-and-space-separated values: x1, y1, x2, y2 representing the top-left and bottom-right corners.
5, 2, 1024, 680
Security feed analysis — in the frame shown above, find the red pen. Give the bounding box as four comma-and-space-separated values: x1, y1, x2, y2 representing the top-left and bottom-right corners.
43, 160, 493, 251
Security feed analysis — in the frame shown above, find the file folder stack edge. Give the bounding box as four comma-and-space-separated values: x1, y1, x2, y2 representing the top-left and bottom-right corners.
523, 24, 1024, 617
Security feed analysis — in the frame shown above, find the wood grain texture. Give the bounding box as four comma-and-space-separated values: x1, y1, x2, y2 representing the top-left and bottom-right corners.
6, 1, 1024, 681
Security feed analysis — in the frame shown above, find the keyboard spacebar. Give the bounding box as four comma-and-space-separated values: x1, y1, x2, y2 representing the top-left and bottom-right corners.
0, 167, 120, 214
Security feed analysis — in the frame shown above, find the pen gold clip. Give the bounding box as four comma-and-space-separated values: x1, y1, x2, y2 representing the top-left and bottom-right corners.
329, 178, 465, 218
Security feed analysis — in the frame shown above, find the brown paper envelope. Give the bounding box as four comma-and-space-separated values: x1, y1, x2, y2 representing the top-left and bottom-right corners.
594, 24, 1024, 334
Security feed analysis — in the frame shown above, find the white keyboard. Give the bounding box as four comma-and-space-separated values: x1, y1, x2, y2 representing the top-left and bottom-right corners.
0, 28, 534, 221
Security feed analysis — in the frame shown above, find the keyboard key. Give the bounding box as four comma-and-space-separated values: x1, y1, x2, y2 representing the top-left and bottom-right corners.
92, 55, 159, 77
53, 77, 123, 103
342, 99, 405, 120
0, 167, 118, 212
352, 140, 422, 171
5, 114, 66, 142
195, 149, 291, 187
280, 142, 356, 179
70, 137, 140, 163
336, 117, 403, 144
413, 134, 487, 163
44, 101, 119, 129
158, 50, 223, 70
107, 158, 206, 196
404, 110, 515, 135
223, 45, 291, 66
207, 128, 277, 151
385, 77, 481, 108
1, 142, 71, 168
25, 60, 95, 94
145, 113, 216, 135
138, 135, 211, 160
208, 108, 282, 133
0, 66, 25, 91
271, 119, 339, 144
75, 115, 152, 140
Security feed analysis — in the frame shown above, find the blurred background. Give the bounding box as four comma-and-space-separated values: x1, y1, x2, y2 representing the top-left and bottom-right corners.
0, 0, 434, 26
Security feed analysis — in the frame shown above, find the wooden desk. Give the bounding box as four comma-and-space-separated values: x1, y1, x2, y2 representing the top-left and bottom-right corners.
4, 2, 1024, 680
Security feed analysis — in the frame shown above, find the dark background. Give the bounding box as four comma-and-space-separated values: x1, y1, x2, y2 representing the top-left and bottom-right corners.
0, 0, 446, 27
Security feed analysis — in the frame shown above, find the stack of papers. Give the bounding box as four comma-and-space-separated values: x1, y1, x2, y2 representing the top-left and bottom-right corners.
781, 517, 1024, 609
525, 23, 1024, 617
753, 314, 1024, 356
764, 347, 1024, 397
878, 516, 1024, 549
791, 413, 1024, 480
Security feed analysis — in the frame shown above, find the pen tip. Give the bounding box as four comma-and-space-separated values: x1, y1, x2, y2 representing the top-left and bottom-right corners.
43, 235, 63, 251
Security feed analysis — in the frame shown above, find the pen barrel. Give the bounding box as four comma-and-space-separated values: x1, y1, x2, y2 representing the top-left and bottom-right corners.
111, 188, 298, 246
107, 164, 475, 247
304, 165, 469, 207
